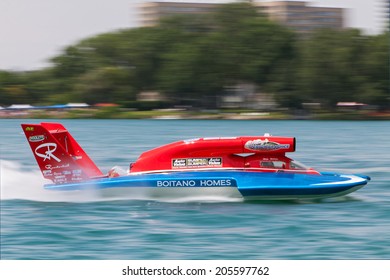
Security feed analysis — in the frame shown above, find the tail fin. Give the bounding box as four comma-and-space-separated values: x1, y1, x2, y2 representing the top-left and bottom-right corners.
21, 122, 103, 184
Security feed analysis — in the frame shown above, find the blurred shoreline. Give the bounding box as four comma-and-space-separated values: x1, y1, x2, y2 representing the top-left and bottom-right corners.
1, 107, 389, 120
2, 3, 388, 118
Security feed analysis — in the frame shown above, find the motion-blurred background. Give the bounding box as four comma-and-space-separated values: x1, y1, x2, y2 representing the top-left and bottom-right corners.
0, 1, 389, 119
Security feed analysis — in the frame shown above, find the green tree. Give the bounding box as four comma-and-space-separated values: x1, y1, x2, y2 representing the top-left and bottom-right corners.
298, 29, 367, 107
74, 66, 135, 104
158, 2, 296, 107
159, 36, 225, 107
360, 32, 389, 108
0, 71, 16, 104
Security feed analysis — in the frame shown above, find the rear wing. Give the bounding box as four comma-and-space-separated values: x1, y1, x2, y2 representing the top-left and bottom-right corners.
21, 122, 103, 184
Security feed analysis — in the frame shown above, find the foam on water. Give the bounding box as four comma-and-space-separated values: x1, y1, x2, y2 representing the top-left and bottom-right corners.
0, 160, 94, 202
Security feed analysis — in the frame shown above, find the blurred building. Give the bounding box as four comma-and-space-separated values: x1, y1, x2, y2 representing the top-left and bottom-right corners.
139, 1, 344, 34
220, 83, 277, 110
140, 1, 220, 27
258, 1, 343, 34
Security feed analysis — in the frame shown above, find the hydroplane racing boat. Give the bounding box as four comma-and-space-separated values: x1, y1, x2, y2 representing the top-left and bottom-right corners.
21, 122, 370, 201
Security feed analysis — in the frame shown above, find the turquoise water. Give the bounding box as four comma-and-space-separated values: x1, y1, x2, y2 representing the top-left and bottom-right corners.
1, 119, 389, 259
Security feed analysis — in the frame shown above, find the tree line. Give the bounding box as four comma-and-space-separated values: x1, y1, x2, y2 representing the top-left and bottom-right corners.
0, 2, 388, 110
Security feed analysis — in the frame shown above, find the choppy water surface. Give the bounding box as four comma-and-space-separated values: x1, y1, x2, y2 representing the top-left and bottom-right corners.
1, 119, 389, 259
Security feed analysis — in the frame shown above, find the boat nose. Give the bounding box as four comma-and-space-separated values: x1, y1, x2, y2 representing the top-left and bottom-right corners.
355, 174, 371, 181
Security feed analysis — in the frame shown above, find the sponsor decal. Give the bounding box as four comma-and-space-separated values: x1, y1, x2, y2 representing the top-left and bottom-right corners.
157, 179, 235, 187
157, 180, 197, 187
208, 158, 222, 165
54, 175, 67, 183
25, 126, 34, 131
35, 143, 61, 162
42, 170, 52, 177
245, 139, 290, 151
187, 158, 208, 167
172, 158, 222, 168
172, 159, 186, 168
44, 163, 70, 171
71, 177, 83, 182
28, 135, 45, 142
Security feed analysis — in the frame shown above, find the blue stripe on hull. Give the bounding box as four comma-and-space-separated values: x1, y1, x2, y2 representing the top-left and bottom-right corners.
238, 184, 366, 197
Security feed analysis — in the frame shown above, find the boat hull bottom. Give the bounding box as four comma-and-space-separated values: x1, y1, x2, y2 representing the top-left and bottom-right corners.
241, 184, 366, 201
48, 184, 367, 202
78, 187, 244, 202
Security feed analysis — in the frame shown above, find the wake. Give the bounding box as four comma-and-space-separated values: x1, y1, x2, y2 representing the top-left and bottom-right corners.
0, 160, 89, 202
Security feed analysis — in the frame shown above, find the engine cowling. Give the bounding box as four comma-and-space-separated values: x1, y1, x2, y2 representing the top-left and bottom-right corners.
130, 136, 296, 172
